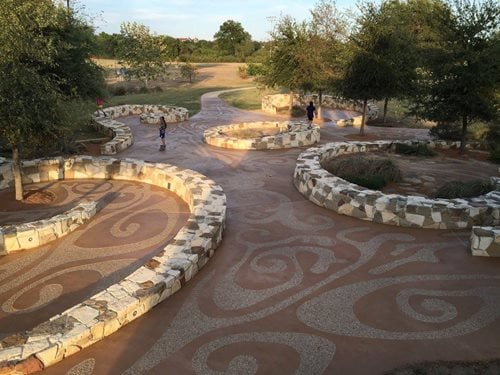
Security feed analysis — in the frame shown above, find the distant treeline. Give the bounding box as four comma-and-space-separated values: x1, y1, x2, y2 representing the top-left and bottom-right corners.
92, 32, 267, 63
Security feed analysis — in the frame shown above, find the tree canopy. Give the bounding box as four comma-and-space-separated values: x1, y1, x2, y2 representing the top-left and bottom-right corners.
214, 20, 253, 57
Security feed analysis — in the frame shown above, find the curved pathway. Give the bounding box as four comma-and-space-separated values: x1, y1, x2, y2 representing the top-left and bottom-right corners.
32, 91, 500, 374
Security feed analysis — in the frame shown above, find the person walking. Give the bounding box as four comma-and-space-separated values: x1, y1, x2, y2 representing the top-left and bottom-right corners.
159, 116, 167, 151
96, 97, 107, 117
306, 101, 316, 128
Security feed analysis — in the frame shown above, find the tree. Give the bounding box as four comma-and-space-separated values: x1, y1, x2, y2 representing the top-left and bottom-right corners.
0, 0, 104, 200
342, 51, 389, 135
261, 16, 309, 114
118, 22, 169, 87
415, 0, 500, 152
180, 62, 198, 83
214, 20, 252, 56
302, 0, 349, 117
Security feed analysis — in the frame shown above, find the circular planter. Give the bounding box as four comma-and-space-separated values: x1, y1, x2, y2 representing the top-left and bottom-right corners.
203, 121, 320, 150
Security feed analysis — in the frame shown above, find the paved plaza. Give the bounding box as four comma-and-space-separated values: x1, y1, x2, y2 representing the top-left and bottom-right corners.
2, 90, 500, 374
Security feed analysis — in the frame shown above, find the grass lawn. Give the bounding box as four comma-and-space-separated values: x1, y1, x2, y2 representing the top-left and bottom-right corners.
105, 86, 228, 116
219, 88, 281, 111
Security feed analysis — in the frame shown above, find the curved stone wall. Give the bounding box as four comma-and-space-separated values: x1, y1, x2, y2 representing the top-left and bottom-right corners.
0, 156, 226, 372
139, 106, 189, 124
0, 201, 98, 255
93, 104, 189, 155
293, 140, 500, 229
261, 94, 378, 125
203, 121, 320, 150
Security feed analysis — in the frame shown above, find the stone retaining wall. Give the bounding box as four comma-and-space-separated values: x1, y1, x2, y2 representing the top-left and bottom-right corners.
471, 226, 500, 257
0, 201, 98, 255
93, 104, 188, 155
261, 94, 378, 126
139, 106, 189, 124
293, 140, 500, 229
203, 121, 320, 150
0, 156, 226, 373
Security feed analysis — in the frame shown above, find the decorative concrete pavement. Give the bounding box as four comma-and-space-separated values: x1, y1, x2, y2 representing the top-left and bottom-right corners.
4, 89, 500, 374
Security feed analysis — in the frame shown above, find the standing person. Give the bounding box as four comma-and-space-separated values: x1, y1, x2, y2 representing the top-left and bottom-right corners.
306, 101, 316, 128
96, 97, 107, 117
159, 116, 167, 151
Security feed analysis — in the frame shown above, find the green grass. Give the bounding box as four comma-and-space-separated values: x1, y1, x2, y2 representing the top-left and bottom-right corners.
105, 86, 228, 116
219, 88, 281, 111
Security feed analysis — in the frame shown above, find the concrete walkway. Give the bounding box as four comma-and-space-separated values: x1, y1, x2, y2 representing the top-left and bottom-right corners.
25, 91, 500, 374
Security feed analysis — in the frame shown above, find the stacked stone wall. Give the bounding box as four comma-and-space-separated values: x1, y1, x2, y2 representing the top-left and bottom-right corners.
0, 156, 226, 372
261, 94, 378, 125
294, 140, 500, 229
203, 121, 320, 150
0, 201, 98, 255
92, 104, 188, 155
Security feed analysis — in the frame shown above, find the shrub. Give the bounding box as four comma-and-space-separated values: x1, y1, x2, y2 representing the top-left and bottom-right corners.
238, 65, 248, 79
343, 175, 387, 190
246, 63, 266, 76
111, 85, 127, 96
291, 105, 305, 117
429, 122, 461, 141
322, 155, 402, 189
434, 180, 493, 199
485, 123, 500, 150
138, 86, 149, 94
489, 147, 500, 164
153, 86, 163, 93
395, 143, 437, 156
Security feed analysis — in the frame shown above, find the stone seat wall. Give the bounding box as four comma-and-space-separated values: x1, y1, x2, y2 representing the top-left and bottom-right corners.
261, 94, 378, 126
0, 156, 226, 372
93, 104, 189, 155
203, 121, 320, 150
293, 140, 500, 229
0, 201, 98, 255
470, 226, 500, 257
139, 106, 189, 124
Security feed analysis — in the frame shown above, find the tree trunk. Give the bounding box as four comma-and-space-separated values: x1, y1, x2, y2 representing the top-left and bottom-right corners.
460, 113, 468, 154
383, 97, 389, 123
318, 90, 323, 119
12, 145, 24, 201
360, 98, 367, 136
289, 89, 294, 117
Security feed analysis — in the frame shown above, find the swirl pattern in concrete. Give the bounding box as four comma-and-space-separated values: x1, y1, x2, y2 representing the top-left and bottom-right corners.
8, 90, 500, 374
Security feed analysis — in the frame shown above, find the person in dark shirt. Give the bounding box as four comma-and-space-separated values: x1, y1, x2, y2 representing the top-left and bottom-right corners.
306, 101, 316, 128
159, 116, 167, 151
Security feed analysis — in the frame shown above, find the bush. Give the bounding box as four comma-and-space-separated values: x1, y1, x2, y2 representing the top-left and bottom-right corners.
395, 143, 437, 156
434, 180, 493, 199
246, 63, 265, 76
429, 122, 461, 141
485, 123, 500, 150
138, 86, 149, 94
152, 86, 163, 93
111, 85, 127, 96
291, 105, 305, 117
343, 175, 387, 190
322, 155, 402, 189
238, 65, 248, 79
489, 147, 500, 164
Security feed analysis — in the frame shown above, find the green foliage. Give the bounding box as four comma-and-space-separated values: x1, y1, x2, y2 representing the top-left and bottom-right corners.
246, 63, 266, 76
214, 20, 252, 57
429, 122, 462, 141
180, 62, 198, 83
322, 155, 402, 189
118, 22, 169, 87
489, 148, 500, 164
434, 180, 493, 199
238, 66, 248, 79
0, 0, 103, 158
485, 123, 500, 150
395, 143, 437, 156
413, 0, 500, 151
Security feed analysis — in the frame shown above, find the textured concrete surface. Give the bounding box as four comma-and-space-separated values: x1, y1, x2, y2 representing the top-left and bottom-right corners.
4, 90, 500, 374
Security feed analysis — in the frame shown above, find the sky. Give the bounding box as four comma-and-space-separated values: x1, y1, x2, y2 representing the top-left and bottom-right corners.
77, 0, 357, 41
